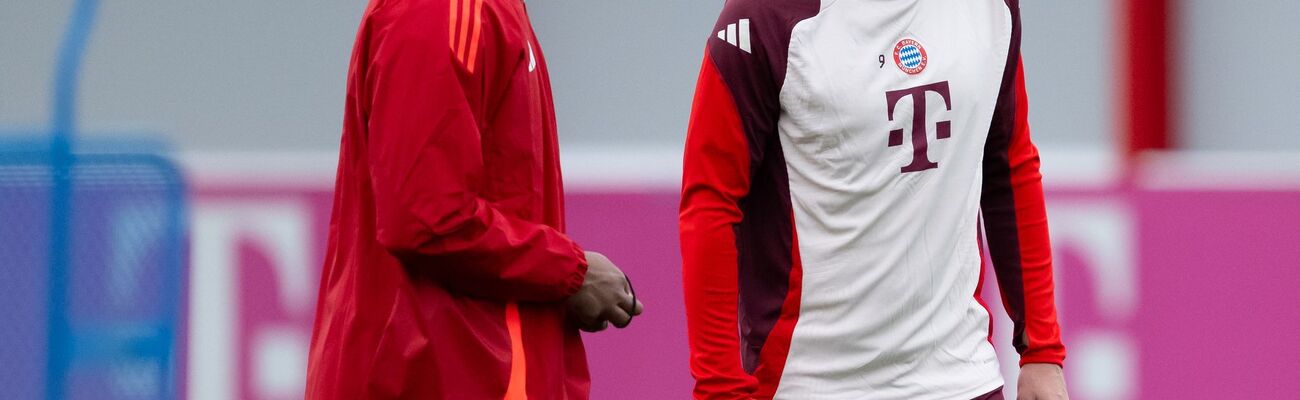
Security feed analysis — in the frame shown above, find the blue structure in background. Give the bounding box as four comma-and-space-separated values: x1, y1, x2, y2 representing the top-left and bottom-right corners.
0, 0, 188, 398
45, 0, 100, 397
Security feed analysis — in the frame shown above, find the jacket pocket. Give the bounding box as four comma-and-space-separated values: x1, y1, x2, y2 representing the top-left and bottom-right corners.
365, 294, 432, 399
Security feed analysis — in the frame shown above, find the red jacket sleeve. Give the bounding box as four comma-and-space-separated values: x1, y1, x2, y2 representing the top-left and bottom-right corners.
981, 57, 1067, 367
360, 3, 586, 303
679, 51, 762, 399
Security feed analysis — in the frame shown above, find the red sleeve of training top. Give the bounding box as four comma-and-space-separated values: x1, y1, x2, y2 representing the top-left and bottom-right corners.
361, 1, 586, 302
679, 52, 761, 399
981, 56, 1067, 367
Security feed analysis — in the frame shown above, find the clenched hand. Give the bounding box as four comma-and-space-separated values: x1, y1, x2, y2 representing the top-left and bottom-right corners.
567, 251, 644, 332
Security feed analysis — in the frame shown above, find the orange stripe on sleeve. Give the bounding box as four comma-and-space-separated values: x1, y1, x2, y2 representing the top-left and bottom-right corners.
456, 0, 474, 65
503, 302, 529, 400
448, 0, 461, 58
464, 0, 485, 73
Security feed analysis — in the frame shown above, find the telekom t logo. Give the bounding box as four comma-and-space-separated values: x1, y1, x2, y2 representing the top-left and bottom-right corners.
886, 81, 952, 173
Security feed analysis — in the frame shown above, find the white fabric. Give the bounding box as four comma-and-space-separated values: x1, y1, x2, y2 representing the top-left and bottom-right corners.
773, 1, 1013, 398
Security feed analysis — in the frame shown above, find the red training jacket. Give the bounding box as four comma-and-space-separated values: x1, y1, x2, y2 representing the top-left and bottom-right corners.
305, 0, 591, 398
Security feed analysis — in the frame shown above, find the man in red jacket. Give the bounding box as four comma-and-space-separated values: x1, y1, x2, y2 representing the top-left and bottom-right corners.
305, 0, 642, 398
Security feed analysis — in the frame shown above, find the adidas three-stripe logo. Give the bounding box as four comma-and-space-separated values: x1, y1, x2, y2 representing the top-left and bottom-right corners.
449, 0, 485, 73
716, 19, 752, 53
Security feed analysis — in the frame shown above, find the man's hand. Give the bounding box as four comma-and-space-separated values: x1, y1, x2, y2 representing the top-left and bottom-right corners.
567, 251, 644, 332
1018, 363, 1068, 400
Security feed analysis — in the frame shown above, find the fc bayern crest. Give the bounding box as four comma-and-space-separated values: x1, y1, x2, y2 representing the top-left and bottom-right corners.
893, 38, 928, 75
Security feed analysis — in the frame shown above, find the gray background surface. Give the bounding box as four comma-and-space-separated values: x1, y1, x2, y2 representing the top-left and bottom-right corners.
1179, 0, 1300, 150
1, 1, 1293, 152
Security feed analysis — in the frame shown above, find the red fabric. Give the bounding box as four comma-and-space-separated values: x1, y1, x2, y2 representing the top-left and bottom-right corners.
305, 0, 590, 398
679, 53, 762, 400
751, 219, 802, 399
971, 386, 1005, 400
1004, 58, 1066, 366
1121, 0, 1172, 158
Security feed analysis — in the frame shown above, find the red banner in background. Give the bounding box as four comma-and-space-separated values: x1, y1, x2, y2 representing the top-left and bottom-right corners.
183, 170, 1300, 400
